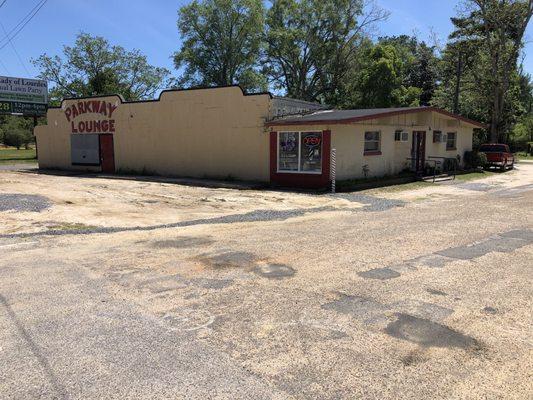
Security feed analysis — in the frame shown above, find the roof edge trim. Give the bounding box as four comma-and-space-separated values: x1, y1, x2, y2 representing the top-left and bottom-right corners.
265, 106, 487, 129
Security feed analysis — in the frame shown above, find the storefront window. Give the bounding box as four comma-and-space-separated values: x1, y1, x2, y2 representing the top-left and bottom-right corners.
278, 131, 323, 173
300, 132, 322, 172
278, 132, 299, 171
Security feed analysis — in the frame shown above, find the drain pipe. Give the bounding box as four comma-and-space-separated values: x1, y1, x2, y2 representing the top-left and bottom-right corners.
331, 148, 336, 194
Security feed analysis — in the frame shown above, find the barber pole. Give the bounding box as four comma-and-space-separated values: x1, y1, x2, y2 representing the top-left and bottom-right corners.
331, 148, 336, 194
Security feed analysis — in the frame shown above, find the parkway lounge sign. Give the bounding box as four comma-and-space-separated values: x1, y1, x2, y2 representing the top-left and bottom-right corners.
0, 75, 48, 116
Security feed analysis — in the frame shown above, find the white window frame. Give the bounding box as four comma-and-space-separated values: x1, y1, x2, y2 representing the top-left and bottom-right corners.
395, 130, 409, 142
446, 132, 457, 150
277, 131, 323, 175
364, 131, 381, 154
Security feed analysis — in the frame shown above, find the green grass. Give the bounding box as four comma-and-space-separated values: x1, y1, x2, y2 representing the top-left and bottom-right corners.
515, 152, 531, 161
0, 147, 37, 164
365, 181, 433, 194
47, 222, 97, 232
454, 171, 497, 182
366, 170, 497, 193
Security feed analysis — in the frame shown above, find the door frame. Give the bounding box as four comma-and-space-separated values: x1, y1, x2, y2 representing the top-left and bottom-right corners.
411, 131, 426, 174
99, 133, 115, 173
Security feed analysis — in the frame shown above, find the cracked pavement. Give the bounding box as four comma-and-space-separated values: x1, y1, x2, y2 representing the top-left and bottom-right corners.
1, 164, 532, 399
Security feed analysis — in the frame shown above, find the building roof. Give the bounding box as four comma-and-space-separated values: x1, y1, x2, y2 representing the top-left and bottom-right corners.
272, 96, 326, 107
265, 106, 486, 128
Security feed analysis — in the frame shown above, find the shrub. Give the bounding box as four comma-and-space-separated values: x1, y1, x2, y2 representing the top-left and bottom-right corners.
464, 151, 487, 169
1, 116, 34, 149
4, 130, 31, 149
443, 157, 459, 172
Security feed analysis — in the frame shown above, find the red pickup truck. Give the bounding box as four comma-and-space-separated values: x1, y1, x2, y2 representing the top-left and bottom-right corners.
479, 144, 515, 171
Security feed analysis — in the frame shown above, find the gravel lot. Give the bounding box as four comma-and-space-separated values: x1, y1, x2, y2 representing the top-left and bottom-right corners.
0, 193, 51, 213
0, 164, 532, 399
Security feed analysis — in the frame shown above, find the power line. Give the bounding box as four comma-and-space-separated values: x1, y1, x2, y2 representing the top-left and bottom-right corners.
0, 1, 46, 47
0, 0, 11, 73
0, 0, 48, 50
0, 0, 47, 49
0, 58, 10, 74
0, 21, 31, 76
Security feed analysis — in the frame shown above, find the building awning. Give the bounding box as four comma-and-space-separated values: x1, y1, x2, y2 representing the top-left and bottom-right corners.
265, 106, 486, 129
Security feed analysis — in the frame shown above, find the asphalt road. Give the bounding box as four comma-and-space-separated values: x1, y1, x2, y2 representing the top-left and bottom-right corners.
1, 164, 532, 399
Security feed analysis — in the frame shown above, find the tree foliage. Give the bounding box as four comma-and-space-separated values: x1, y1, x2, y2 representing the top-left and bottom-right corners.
174, 0, 266, 91
33, 33, 172, 104
348, 42, 424, 108
29, 1, 532, 148
264, 0, 389, 103
378, 36, 438, 106
0, 116, 34, 150
442, 0, 533, 142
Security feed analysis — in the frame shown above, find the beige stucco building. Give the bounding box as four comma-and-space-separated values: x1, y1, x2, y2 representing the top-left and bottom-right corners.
35, 85, 484, 189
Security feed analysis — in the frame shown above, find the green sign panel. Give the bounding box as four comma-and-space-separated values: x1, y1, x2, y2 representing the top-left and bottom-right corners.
0, 76, 48, 116
13, 101, 47, 115
0, 101, 12, 113
0, 101, 47, 116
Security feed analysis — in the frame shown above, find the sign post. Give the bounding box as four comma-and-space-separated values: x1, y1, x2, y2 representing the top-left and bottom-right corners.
0, 76, 48, 157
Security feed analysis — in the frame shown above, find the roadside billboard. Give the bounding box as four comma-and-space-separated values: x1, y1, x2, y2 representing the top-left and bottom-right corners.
0, 76, 48, 116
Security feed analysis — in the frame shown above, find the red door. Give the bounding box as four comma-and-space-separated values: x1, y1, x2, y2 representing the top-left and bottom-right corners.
99, 134, 115, 173
411, 131, 426, 174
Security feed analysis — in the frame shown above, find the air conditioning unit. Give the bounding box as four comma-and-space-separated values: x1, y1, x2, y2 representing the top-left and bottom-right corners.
433, 131, 447, 143
395, 130, 409, 142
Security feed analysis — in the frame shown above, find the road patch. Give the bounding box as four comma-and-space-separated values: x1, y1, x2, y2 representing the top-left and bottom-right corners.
426, 288, 447, 296
152, 236, 214, 249
321, 294, 390, 322
391, 300, 454, 321
385, 313, 480, 349
437, 234, 531, 260
254, 263, 295, 279
197, 251, 257, 269
358, 267, 401, 280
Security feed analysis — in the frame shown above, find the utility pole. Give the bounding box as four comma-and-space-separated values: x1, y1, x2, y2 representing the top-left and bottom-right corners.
33, 115, 38, 159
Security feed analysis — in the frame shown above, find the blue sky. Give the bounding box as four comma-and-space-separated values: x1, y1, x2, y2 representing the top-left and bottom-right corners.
0, 0, 532, 82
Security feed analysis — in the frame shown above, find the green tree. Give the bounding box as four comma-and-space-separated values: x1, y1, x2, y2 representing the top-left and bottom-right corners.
509, 70, 533, 146
33, 33, 172, 104
512, 115, 533, 143
174, 0, 266, 91
0, 116, 34, 150
432, 40, 490, 124
379, 35, 439, 105
345, 43, 421, 108
264, 0, 388, 103
449, 0, 533, 142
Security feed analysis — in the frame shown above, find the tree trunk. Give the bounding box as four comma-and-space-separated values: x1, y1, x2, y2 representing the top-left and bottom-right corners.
490, 86, 500, 143
453, 52, 462, 114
